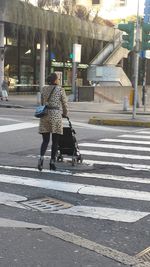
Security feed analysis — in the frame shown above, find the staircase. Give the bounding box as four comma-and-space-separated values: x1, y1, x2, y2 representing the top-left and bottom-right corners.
87, 32, 131, 86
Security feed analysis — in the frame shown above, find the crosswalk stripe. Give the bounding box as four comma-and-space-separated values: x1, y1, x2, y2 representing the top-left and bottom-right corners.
0, 174, 150, 202
0, 164, 71, 176
120, 134, 150, 139
137, 131, 150, 134
0, 191, 27, 203
0, 122, 37, 133
100, 138, 150, 145
27, 154, 150, 171
1, 165, 150, 184
54, 206, 149, 223
0, 189, 148, 223
76, 172, 150, 184
0, 191, 27, 209
80, 149, 150, 160
0, 117, 21, 122
81, 159, 150, 171
79, 143, 150, 152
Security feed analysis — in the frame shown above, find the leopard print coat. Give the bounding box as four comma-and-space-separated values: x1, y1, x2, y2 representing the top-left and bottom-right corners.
39, 85, 68, 135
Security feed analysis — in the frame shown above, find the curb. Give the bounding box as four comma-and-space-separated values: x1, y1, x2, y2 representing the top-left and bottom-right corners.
89, 117, 150, 127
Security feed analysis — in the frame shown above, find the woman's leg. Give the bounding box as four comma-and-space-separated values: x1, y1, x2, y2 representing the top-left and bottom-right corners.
38, 132, 50, 171
51, 133, 60, 161
40, 132, 50, 157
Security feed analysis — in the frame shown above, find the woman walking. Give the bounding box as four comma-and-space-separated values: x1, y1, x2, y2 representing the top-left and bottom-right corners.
38, 73, 68, 171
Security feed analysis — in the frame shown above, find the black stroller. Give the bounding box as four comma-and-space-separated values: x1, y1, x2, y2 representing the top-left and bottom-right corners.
57, 117, 83, 166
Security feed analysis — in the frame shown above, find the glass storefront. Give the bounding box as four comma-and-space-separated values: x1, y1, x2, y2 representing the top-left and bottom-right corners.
4, 30, 89, 92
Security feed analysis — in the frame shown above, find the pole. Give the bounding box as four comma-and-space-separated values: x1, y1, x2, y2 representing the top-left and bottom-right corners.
72, 44, 81, 102
39, 30, 46, 91
132, 0, 140, 119
72, 61, 77, 101
144, 59, 147, 112
0, 22, 4, 96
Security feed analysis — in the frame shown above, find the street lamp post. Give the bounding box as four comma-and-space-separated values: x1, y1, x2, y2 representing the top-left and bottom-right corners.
132, 0, 140, 119
0, 22, 4, 96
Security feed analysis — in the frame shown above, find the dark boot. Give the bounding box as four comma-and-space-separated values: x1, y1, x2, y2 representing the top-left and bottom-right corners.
38, 158, 44, 171
49, 159, 56, 171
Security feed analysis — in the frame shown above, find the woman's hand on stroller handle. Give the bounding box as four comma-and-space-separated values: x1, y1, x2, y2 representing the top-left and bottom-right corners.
62, 114, 68, 119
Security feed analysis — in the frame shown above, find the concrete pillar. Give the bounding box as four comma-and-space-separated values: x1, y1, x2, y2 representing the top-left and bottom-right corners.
100, 41, 103, 50
39, 30, 46, 91
0, 22, 4, 94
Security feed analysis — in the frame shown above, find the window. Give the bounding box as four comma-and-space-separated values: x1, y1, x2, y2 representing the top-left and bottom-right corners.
92, 0, 100, 4
118, 0, 127, 6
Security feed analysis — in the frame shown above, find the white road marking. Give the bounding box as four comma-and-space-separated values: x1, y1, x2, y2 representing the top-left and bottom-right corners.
54, 206, 149, 223
0, 164, 71, 175
75, 172, 150, 184
0, 164, 150, 184
100, 138, 150, 145
0, 191, 27, 202
0, 191, 27, 209
27, 154, 150, 171
120, 134, 150, 139
0, 174, 150, 201
80, 149, 150, 160
0, 218, 43, 228
81, 159, 150, 171
0, 117, 21, 122
79, 142, 150, 152
0, 122, 37, 133
137, 131, 150, 134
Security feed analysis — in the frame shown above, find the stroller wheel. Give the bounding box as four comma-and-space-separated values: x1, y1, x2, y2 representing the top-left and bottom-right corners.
77, 154, 83, 164
57, 154, 63, 162
72, 157, 76, 166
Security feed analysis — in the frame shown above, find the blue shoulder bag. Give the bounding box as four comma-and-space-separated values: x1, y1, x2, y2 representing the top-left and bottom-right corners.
34, 86, 55, 118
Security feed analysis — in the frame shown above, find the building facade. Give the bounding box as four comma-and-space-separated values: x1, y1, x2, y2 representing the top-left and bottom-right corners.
76, 0, 127, 10
0, 0, 116, 92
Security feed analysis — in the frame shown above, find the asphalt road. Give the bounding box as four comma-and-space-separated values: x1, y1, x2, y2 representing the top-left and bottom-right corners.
0, 106, 149, 267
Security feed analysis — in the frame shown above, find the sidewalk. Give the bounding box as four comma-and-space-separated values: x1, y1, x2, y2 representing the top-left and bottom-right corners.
1, 94, 150, 127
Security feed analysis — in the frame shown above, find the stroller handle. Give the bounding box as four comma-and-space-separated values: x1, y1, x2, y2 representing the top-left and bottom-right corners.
62, 115, 74, 131
62, 114, 69, 120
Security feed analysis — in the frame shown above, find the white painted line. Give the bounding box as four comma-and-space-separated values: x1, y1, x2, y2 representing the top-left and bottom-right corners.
137, 131, 150, 134
75, 172, 150, 184
0, 174, 150, 201
79, 185, 150, 201
0, 117, 21, 122
100, 138, 150, 145
0, 191, 27, 203
80, 149, 150, 160
0, 164, 150, 185
81, 159, 150, 171
120, 134, 150, 139
0, 165, 71, 176
0, 191, 27, 209
0, 122, 37, 133
54, 206, 149, 223
0, 218, 44, 228
27, 154, 150, 171
79, 142, 150, 152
